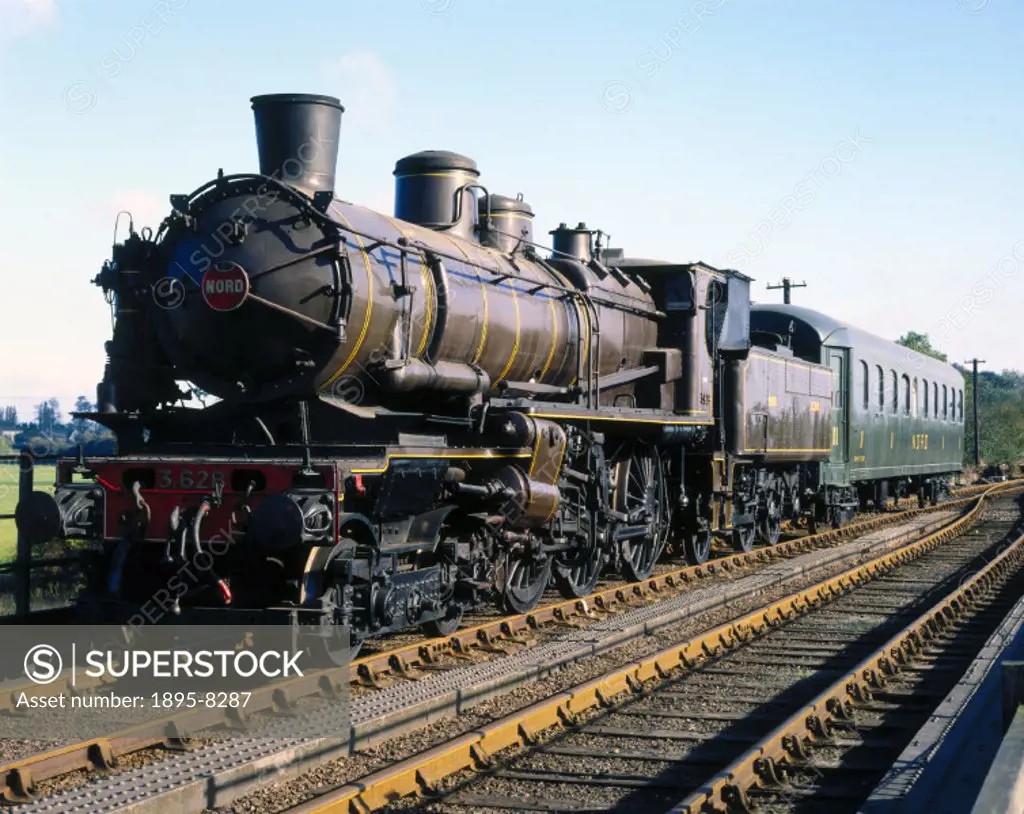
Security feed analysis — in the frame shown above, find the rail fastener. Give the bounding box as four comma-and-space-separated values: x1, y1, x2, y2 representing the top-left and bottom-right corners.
0, 486, 1014, 805
280, 484, 1022, 813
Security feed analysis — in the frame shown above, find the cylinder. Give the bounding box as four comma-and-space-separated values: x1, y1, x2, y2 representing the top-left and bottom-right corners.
491, 465, 559, 528
550, 222, 593, 262
394, 151, 480, 241
251, 93, 344, 196
479, 193, 534, 253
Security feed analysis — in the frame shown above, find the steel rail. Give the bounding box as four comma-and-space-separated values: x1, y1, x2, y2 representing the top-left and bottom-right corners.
0, 488, 1008, 803
282, 483, 1021, 813
0, 493, 966, 718
669, 513, 1024, 812
346, 496, 980, 687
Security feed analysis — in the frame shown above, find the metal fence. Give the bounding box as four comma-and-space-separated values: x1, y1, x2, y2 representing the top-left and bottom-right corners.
0, 449, 77, 615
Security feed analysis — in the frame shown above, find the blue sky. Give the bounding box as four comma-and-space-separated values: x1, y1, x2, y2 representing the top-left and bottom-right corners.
1, 0, 1021, 422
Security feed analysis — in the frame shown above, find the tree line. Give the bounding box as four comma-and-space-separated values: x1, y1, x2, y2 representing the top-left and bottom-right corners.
898, 332, 1023, 469
0, 396, 115, 455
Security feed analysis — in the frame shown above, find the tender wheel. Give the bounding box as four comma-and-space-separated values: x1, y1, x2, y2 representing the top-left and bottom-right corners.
615, 445, 670, 582
829, 508, 843, 529
496, 552, 551, 614
758, 492, 782, 547
682, 494, 713, 564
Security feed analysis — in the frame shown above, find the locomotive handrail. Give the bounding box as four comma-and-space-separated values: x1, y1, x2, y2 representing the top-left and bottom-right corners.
172, 175, 656, 408
171, 172, 659, 316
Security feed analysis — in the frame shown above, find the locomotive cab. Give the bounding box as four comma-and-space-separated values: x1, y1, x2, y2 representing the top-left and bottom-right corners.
604, 257, 752, 417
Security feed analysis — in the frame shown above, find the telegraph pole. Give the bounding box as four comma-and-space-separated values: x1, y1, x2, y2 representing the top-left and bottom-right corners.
964, 358, 985, 467
767, 277, 807, 304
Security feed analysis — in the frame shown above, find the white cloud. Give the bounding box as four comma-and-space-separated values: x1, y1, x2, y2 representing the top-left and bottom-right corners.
0, 0, 59, 43
324, 50, 397, 129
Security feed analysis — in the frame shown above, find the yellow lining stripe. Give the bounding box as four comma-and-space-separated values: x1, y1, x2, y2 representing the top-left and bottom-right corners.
397, 171, 477, 179
473, 267, 489, 364
488, 212, 533, 221
495, 286, 521, 383
543, 440, 569, 523
527, 432, 543, 478
376, 212, 433, 359
351, 451, 531, 475
539, 281, 559, 382
528, 412, 713, 426
542, 262, 576, 384
323, 209, 373, 384
417, 262, 434, 356
433, 232, 489, 367
743, 447, 832, 453
569, 298, 591, 388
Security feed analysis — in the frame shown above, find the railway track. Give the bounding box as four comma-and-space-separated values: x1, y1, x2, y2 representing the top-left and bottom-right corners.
0, 486, 1015, 811
0, 491, 984, 719
277, 488, 1024, 814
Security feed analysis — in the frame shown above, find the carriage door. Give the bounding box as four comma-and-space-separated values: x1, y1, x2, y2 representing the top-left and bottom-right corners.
828, 350, 848, 466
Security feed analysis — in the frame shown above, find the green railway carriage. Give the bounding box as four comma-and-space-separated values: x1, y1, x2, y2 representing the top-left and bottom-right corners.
750, 305, 964, 520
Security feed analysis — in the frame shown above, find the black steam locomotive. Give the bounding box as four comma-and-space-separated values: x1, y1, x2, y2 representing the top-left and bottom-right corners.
18, 93, 964, 645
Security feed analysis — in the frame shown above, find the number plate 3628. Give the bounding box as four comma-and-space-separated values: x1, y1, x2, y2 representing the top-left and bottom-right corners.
156, 469, 226, 490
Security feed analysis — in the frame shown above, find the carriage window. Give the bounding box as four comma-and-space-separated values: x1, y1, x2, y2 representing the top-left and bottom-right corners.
933, 382, 938, 418
942, 385, 948, 420
901, 375, 911, 415
912, 377, 918, 416
958, 389, 964, 421
923, 379, 929, 417
891, 370, 898, 414
876, 366, 884, 411
860, 361, 869, 410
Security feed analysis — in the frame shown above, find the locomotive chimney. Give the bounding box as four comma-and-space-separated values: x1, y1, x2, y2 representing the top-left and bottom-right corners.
250, 93, 343, 197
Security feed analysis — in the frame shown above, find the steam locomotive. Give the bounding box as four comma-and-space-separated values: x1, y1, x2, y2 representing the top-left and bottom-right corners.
17, 93, 964, 646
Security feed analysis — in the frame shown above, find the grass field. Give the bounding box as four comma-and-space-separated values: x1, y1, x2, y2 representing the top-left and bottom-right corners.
0, 464, 55, 562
